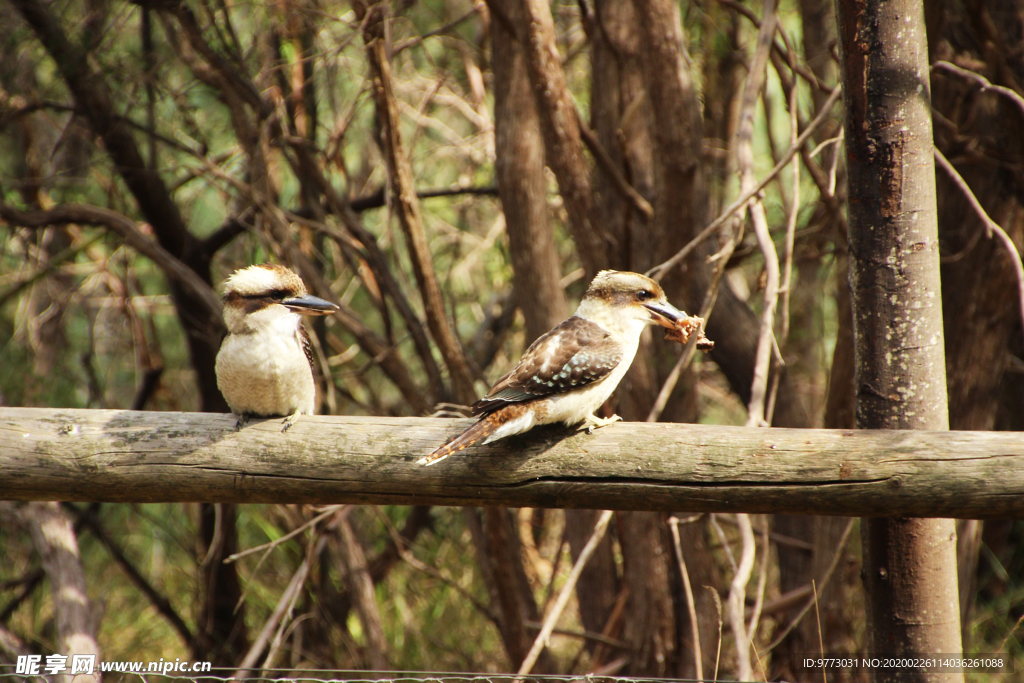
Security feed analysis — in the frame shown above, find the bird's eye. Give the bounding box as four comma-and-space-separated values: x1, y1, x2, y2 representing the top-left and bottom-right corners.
269, 289, 289, 301
636, 289, 654, 302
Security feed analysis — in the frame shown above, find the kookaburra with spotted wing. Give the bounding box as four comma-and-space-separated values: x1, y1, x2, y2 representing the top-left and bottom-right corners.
420, 270, 688, 465
215, 264, 339, 431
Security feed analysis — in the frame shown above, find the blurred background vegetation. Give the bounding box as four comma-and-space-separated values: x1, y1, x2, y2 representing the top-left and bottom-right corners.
1, 0, 1023, 680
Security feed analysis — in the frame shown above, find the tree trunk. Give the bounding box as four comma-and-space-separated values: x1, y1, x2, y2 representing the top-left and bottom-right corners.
21, 502, 101, 683
489, 0, 567, 345
836, 1, 964, 680
464, 508, 553, 672
491, 4, 613, 664
513, 0, 608, 272
194, 503, 249, 665
358, 1, 477, 406
617, 512, 676, 676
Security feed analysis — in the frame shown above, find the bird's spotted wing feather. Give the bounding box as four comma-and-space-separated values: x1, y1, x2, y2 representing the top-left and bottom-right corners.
472, 316, 622, 415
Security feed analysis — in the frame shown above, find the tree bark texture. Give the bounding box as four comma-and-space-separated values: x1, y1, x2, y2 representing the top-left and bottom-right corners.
837, 0, 964, 680
589, 0, 656, 272
511, 0, 607, 273
2, 408, 1023, 518
490, 0, 567, 343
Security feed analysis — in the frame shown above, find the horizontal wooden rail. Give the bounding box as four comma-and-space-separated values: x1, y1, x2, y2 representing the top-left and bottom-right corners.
1, 407, 1022, 518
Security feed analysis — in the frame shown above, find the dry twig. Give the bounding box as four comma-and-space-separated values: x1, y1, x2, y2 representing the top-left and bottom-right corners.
934, 149, 1024, 341
766, 518, 857, 651
727, 513, 758, 681
0, 202, 222, 321
669, 516, 704, 683
648, 87, 842, 281
232, 534, 325, 679
730, 4, 777, 678
360, 12, 478, 404
515, 509, 614, 682
932, 60, 1024, 121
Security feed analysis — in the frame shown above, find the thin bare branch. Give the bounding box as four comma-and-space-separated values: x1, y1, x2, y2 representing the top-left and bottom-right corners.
932, 60, 1024, 121
0, 202, 222, 321
513, 0, 607, 272
646, 215, 744, 423
348, 185, 500, 212
779, 81, 801, 347
523, 621, 627, 650
225, 505, 346, 563
813, 579, 828, 683
359, 4, 478, 404
739, 0, 780, 428
727, 513, 758, 681
669, 516, 703, 683
337, 514, 390, 670
766, 518, 857, 652
392, 6, 480, 55
72, 504, 192, 645
376, 508, 499, 624
576, 109, 654, 219
515, 509, 614, 682
746, 520, 770, 646
648, 86, 842, 280
716, 0, 833, 96
934, 148, 1024, 341
710, 585, 724, 682
726, 8, 778, 675
232, 534, 324, 678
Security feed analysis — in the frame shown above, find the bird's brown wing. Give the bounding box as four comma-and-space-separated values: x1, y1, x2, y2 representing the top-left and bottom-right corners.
471, 316, 623, 415
298, 325, 316, 374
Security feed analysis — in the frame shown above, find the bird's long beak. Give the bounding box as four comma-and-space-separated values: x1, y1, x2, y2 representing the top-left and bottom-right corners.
644, 301, 686, 329
282, 294, 340, 316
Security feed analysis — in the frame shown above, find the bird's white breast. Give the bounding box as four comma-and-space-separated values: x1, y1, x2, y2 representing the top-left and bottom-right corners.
542, 332, 641, 427
215, 314, 316, 417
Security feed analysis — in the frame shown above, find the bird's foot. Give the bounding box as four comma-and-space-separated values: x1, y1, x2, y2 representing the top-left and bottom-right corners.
281, 411, 301, 433
235, 413, 251, 431
580, 413, 622, 434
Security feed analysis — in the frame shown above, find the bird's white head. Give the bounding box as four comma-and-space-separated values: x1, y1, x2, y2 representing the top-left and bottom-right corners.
575, 270, 687, 339
221, 264, 339, 333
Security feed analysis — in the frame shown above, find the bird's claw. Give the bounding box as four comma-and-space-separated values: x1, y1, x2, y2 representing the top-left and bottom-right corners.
235, 414, 250, 431
580, 413, 622, 434
281, 411, 301, 432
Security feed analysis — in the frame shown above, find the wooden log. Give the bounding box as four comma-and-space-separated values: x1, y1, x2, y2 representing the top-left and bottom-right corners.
1, 407, 1022, 518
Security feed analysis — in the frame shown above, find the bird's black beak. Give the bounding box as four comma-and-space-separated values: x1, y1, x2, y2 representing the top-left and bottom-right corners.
282, 294, 340, 316
644, 301, 686, 329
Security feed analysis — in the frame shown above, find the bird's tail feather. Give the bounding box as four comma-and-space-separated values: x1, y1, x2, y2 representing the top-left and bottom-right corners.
419, 409, 514, 466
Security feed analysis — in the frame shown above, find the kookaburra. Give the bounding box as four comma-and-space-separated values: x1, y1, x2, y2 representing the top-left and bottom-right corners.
420, 270, 687, 465
215, 264, 339, 431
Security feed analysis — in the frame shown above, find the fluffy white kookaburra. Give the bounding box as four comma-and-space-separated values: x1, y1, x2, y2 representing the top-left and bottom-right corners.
215, 264, 339, 431
420, 270, 687, 465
